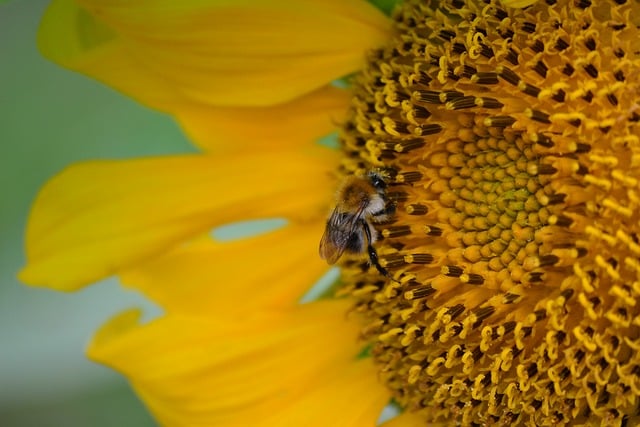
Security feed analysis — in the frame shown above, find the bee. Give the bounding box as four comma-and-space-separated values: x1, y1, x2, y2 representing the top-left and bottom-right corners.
319, 170, 395, 278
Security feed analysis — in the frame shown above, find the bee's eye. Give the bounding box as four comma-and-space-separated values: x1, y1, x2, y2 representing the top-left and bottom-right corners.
370, 175, 386, 189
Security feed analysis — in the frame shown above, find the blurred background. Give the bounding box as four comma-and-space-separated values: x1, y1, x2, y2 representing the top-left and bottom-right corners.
1, 1, 196, 425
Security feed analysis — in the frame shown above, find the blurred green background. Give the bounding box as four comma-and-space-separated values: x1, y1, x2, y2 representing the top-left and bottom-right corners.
1, 1, 196, 425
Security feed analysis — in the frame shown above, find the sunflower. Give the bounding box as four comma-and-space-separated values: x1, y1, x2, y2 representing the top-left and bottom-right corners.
22, 0, 640, 425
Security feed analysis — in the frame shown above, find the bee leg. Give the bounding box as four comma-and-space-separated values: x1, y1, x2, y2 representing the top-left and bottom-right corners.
383, 201, 396, 216
361, 219, 392, 279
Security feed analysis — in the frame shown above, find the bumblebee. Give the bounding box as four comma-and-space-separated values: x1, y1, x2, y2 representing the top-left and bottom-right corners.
319, 171, 395, 278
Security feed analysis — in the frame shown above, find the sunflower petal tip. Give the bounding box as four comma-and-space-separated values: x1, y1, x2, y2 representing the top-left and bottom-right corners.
18, 265, 59, 290
17, 261, 95, 292
89, 308, 144, 351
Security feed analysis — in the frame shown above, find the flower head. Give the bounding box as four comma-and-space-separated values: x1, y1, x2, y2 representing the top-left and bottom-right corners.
338, 0, 640, 424
23, 0, 640, 425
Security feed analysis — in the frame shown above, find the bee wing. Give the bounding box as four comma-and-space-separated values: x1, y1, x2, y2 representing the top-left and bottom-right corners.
319, 206, 365, 264
319, 229, 344, 264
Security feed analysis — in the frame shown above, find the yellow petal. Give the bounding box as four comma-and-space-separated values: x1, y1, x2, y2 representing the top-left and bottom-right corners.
20, 149, 338, 291
120, 222, 329, 314
500, 0, 538, 7
38, 0, 187, 111
176, 85, 351, 152
267, 359, 389, 427
40, 0, 390, 108
88, 300, 389, 426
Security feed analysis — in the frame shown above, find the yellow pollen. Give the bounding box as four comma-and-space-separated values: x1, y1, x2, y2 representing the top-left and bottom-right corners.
335, 0, 640, 424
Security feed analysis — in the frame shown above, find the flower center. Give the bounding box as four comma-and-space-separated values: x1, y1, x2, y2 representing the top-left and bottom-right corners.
337, 0, 640, 424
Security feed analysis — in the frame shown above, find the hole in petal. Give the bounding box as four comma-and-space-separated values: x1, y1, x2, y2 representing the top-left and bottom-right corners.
299, 267, 340, 304
316, 132, 340, 149
331, 76, 353, 89
210, 218, 288, 242
376, 401, 402, 425
369, 0, 402, 16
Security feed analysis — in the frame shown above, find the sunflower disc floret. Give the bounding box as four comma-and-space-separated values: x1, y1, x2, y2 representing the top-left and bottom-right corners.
338, 0, 640, 424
